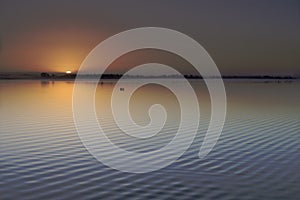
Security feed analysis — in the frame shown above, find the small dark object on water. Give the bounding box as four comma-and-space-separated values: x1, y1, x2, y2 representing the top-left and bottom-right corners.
120, 87, 125, 91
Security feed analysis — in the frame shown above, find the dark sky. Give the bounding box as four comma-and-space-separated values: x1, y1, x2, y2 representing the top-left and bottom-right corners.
0, 0, 299, 75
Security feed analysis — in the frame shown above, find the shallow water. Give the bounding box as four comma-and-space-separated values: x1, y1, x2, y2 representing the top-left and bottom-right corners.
0, 80, 299, 199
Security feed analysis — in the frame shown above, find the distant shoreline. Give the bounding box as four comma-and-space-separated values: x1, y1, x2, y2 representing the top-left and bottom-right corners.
0, 73, 299, 80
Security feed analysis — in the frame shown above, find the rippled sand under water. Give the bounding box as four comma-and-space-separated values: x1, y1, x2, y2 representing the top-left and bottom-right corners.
0, 80, 299, 199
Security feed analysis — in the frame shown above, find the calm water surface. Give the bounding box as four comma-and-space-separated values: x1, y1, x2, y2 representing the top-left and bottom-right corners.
0, 80, 299, 199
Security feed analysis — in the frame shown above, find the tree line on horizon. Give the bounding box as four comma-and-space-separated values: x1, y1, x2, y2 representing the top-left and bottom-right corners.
40, 72, 298, 80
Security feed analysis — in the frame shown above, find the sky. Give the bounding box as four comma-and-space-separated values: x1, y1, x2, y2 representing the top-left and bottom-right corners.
0, 0, 299, 75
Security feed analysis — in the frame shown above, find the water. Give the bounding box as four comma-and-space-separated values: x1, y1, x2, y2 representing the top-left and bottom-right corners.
0, 80, 299, 199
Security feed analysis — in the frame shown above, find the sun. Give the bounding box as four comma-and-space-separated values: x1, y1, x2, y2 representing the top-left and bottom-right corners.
66, 70, 72, 74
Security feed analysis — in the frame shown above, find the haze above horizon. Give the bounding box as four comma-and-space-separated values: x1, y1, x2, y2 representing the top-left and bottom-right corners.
0, 0, 299, 75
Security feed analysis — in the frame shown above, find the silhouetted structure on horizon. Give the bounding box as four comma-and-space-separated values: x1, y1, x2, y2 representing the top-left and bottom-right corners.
41, 73, 50, 78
